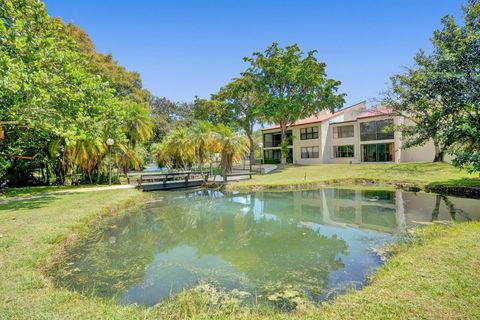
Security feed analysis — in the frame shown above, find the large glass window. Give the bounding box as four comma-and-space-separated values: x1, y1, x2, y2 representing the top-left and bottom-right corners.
362, 205, 397, 228
360, 119, 394, 141
301, 146, 319, 159
333, 125, 354, 139
361, 143, 394, 162
263, 131, 292, 147
300, 126, 319, 140
263, 149, 293, 163
264, 149, 281, 161
333, 145, 354, 158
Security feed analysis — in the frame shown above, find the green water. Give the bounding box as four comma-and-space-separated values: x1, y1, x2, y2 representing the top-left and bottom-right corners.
50, 188, 480, 307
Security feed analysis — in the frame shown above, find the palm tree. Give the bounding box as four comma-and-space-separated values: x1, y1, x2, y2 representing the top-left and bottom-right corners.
151, 127, 195, 170
188, 121, 216, 175
63, 137, 105, 184
213, 125, 249, 174
115, 143, 146, 174
122, 102, 154, 148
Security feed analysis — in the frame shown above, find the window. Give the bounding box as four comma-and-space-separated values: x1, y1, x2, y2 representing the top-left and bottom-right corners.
333, 206, 356, 222
301, 146, 319, 159
361, 143, 394, 162
334, 188, 356, 200
333, 145, 354, 158
263, 149, 293, 164
263, 131, 292, 147
333, 125, 354, 139
300, 126, 319, 140
360, 119, 394, 141
264, 149, 281, 161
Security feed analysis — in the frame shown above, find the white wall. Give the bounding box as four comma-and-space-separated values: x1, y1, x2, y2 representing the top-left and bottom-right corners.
261, 102, 444, 164
328, 122, 360, 164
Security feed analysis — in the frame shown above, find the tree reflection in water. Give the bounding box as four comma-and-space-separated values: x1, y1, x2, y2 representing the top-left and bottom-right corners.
48, 188, 478, 307
48, 190, 349, 305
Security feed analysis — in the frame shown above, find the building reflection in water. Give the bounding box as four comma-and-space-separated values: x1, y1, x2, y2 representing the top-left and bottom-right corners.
242, 188, 478, 235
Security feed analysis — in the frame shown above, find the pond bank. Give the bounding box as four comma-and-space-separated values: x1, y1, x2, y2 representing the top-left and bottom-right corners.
225, 177, 480, 198
1, 187, 479, 319
224, 163, 480, 198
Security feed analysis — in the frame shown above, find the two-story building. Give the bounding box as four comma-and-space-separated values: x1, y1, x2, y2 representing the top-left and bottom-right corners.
261, 101, 438, 164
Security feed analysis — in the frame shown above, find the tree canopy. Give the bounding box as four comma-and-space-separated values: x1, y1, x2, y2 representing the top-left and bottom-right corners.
0, 0, 152, 185
385, 1, 480, 168
192, 43, 345, 165
244, 43, 345, 163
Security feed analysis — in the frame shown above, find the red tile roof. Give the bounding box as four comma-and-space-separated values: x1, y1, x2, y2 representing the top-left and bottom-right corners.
357, 109, 394, 119
261, 102, 395, 131
262, 112, 341, 131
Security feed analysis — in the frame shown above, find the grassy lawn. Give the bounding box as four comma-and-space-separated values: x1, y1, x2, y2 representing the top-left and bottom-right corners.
314, 222, 480, 319
227, 162, 480, 192
1, 187, 479, 319
0, 185, 85, 198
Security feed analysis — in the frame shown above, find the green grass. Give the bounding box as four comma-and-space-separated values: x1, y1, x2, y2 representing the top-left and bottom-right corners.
313, 222, 480, 320
0, 185, 84, 198
227, 162, 480, 192
1, 187, 479, 319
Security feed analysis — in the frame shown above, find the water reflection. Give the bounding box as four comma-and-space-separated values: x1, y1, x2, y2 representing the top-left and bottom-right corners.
47, 188, 480, 307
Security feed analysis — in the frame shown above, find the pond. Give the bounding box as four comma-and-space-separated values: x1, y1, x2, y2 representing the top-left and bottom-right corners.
49, 188, 480, 308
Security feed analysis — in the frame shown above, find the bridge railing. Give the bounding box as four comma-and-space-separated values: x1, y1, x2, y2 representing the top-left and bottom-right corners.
128, 171, 209, 187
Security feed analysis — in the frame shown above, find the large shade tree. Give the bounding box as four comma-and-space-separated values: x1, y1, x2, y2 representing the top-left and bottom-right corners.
0, 0, 153, 186
150, 96, 193, 141
384, 1, 480, 167
244, 43, 345, 164
194, 76, 262, 168
214, 76, 262, 168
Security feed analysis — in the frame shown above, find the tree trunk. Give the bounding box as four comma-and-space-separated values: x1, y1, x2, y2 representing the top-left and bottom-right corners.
45, 162, 50, 185
433, 143, 445, 162
280, 122, 287, 165
248, 134, 256, 168
431, 195, 441, 221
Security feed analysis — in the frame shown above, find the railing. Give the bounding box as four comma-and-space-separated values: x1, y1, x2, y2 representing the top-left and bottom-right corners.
221, 171, 256, 182
128, 171, 208, 188
127, 169, 257, 189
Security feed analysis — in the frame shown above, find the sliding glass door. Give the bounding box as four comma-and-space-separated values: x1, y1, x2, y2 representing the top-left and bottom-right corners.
362, 143, 394, 162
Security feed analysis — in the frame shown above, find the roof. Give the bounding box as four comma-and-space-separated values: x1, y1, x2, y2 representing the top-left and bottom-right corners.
329, 119, 357, 125
262, 112, 342, 131
357, 109, 394, 119
260, 101, 376, 131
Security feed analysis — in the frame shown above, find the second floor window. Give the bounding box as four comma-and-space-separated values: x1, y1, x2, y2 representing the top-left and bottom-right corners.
301, 146, 319, 158
333, 125, 354, 138
263, 131, 292, 147
300, 126, 319, 140
360, 119, 394, 141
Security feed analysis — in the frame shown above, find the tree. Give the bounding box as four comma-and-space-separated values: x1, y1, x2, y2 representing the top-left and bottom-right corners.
188, 121, 216, 177
243, 43, 345, 164
384, 1, 480, 166
63, 22, 150, 105
151, 123, 248, 176
192, 97, 235, 125
212, 125, 249, 174
0, 0, 153, 186
150, 96, 193, 141
122, 101, 154, 149
151, 127, 195, 169
213, 76, 262, 168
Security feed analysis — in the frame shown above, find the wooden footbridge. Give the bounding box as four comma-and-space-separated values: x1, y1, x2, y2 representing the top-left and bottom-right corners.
128, 171, 209, 191
128, 170, 256, 191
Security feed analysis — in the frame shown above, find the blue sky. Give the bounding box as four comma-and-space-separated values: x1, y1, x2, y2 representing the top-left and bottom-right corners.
44, 0, 464, 107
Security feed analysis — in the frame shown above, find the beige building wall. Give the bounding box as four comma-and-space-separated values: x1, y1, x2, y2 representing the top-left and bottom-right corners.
261, 102, 444, 164
291, 123, 322, 165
